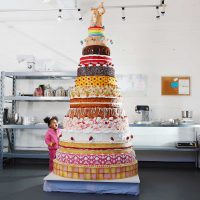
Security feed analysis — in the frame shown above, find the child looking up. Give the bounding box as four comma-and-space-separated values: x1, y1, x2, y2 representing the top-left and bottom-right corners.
44, 116, 62, 171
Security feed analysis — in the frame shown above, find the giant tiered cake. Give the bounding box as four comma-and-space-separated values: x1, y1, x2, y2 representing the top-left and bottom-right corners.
53, 3, 138, 180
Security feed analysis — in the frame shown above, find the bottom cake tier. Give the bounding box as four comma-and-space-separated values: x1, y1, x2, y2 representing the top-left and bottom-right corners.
53, 141, 138, 180
53, 160, 138, 180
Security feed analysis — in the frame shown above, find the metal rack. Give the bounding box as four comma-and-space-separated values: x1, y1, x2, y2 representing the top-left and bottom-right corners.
0, 71, 199, 169
0, 71, 76, 169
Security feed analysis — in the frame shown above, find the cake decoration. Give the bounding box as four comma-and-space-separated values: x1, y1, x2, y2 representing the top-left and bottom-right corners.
75, 76, 117, 86
63, 115, 129, 133
79, 55, 112, 66
82, 45, 110, 56
53, 2, 138, 180
88, 27, 104, 37
70, 86, 121, 98
77, 66, 115, 77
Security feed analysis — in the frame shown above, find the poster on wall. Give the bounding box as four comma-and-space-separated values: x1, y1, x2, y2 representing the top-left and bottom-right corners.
161, 76, 190, 95
117, 74, 147, 96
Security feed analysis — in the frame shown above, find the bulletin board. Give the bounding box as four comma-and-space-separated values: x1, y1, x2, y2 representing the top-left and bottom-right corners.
161, 76, 190, 95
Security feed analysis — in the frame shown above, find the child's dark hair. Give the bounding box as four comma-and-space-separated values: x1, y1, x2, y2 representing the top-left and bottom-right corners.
44, 116, 58, 127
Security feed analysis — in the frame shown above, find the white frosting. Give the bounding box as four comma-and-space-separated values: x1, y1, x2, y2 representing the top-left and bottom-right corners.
61, 116, 133, 143
60, 129, 133, 143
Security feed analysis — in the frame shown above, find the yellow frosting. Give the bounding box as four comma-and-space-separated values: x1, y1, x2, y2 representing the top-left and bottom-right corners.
59, 141, 131, 149
53, 160, 138, 180
75, 76, 117, 87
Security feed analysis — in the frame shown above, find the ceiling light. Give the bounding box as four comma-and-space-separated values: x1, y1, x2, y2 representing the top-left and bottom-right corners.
78, 8, 82, 21
156, 6, 160, 19
161, 0, 166, 15
57, 9, 62, 21
121, 7, 126, 21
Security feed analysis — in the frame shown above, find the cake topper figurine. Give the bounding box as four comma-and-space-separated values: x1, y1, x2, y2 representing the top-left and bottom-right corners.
91, 2, 105, 27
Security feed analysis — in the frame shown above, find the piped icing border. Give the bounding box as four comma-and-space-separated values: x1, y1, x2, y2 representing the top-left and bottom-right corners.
56, 150, 135, 166
63, 116, 129, 132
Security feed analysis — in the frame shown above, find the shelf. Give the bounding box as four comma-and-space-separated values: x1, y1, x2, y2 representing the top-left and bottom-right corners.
3, 71, 76, 79
4, 96, 70, 102
3, 151, 49, 159
0, 71, 77, 169
3, 124, 48, 129
134, 146, 200, 152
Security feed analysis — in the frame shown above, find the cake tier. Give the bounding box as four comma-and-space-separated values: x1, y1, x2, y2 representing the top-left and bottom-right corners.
78, 66, 114, 77
60, 129, 133, 143
66, 107, 126, 119
88, 26, 104, 37
70, 98, 121, 108
85, 36, 107, 46
56, 147, 135, 166
80, 55, 112, 66
59, 141, 132, 149
70, 86, 121, 99
75, 76, 117, 87
82, 45, 110, 56
63, 115, 129, 132
53, 160, 138, 180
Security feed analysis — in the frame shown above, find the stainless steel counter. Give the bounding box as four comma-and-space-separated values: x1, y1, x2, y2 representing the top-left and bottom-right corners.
129, 123, 200, 128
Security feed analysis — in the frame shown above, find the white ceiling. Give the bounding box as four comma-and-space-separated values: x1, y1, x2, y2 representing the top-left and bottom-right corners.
0, 0, 200, 72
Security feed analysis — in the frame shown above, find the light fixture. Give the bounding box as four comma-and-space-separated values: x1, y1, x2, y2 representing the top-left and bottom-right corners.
161, 0, 166, 15
78, 8, 83, 21
156, 6, 160, 19
57, 9, 62, 21
121, 7, 126, 21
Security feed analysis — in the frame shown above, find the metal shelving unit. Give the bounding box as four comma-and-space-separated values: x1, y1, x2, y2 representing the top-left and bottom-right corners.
0, 71, 199, 169
3, 124, 48, 129
3, 151, 49, 159
0, 71, 76, 169
5, 96, 70, 102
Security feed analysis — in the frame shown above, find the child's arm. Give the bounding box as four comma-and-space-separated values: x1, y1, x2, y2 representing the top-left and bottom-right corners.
45, 131, 55, 147
57, 129, 62, 138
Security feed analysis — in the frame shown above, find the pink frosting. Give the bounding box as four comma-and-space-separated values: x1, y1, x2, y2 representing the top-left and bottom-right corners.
56, 151, 135, 166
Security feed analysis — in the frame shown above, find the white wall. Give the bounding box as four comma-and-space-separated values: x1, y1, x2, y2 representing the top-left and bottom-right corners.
1, 0, 200, 122
1, 0, 200, 155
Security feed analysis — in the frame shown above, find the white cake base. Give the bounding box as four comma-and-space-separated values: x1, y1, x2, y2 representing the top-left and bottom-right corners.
43, 172, 140, 195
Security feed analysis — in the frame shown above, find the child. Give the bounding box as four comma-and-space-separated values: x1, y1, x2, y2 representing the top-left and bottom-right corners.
44, 116, 62, 171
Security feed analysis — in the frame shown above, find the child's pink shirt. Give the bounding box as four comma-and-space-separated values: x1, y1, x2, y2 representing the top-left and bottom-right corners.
45, 128, 62, 150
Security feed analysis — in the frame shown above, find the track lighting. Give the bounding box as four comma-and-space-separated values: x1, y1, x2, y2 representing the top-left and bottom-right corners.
57, 9, 62, 21
161, 0, 166, 15
156, 6, 160, 19
121, 7, 126, 21
78, 8, 83, 21
0, 3, 167, 21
